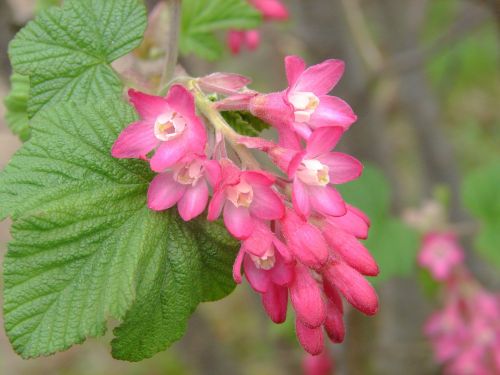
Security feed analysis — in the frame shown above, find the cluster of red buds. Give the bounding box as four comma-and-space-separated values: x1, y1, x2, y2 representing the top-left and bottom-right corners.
111, 55, 379, 355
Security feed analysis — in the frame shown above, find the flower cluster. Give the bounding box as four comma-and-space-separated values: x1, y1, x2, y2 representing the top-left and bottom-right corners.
112, 56, 379, 355
418, 233, 500, 374
228, 0, 288, 54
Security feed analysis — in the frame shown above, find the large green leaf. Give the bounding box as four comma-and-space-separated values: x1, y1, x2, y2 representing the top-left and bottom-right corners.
338, 165, 418, 283
8, 0, 147, 118
180, 0, 261, 60
462, 161, 500, 265
0, 99, 237, 360
4, 73, 31, 141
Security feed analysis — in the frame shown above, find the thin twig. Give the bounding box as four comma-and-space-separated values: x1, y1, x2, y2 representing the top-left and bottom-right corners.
158, 0, 182, 92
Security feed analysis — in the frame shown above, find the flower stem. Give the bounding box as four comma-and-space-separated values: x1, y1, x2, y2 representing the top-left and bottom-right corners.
159, 0, 182, 92
190, 82, 261, 170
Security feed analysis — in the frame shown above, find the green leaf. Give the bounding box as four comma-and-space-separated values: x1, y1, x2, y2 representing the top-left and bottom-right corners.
4, 73, 31, 141
221, 111, 270, 136
366, 219, 419, 284
111, 219, 236, 361
180, 0, 261, 60
462, 161, 500, 265
0, 99, 237, 359
8, 0, 147, 118
337, 165, 391, 222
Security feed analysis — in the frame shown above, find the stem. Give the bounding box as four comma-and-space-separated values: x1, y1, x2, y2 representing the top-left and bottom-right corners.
159, 0, 182, 92
190, 82, 261, 170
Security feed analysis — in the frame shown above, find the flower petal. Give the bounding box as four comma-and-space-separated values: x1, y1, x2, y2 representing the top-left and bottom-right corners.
147, 172, 186, 211
305, 127, 343, 158
292, 179, 311, 218
309, 96, 357, 130
285, 55, 306, 87
111, 120, 158, 159
128, 89, 169, 120
290, 265, 326, 328
250, 186, 285, 220
232, 248, 245, 284
324, 284, 345, 343
324, 261, 379, 316
207, 190, 225, 221
177, 180, 209, 221
224, 203, 255, 239
295, 319, 324, 356
165, 84, 196, 118
150, 136, 188, 172
243, 255, 270, 293
262, 284, 288, 324
323, 226, 379, 276
309, 185, 346, 217
318, 152, 363, 184
295, 59, 345, 95
326, 206, 370, 239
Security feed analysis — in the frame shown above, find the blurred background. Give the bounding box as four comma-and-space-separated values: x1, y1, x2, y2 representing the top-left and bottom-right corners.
1, 0, 499, 374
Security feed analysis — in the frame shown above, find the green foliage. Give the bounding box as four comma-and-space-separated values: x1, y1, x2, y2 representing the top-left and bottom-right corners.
0, 99, 237, 360
8, 0, 147, 118
4, 73, 31, 141
180, 0, 261, 60
462, 161, 500, 265
221, 111, 270, 136
337, 166, 419, 284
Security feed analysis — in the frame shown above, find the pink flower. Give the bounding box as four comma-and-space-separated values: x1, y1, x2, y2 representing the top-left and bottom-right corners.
249, 56, 357, 145
112, 85, 207, 172
240, 127, 362, 218
288, 127, 362, 218
207, 159, 285, 239
228, 30, 261, 55
227, 0, 288, 55
303, 351, 334, 375
418, 232, 464, 281
147, 154, 220, 221
249, 0, 288, 20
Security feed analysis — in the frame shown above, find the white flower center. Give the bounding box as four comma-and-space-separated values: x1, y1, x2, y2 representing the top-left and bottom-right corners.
154, 111, 187, 141
174, 159, 204, 186
251, 249, 276, 270
226, 181, 253, 208
296, 159, 330, 186
288, 91, 320, 123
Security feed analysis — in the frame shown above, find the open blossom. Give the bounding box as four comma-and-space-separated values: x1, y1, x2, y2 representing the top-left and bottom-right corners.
112, 85, 207, 172
228, 0, 288, 54
147, 154, 220, 221
240, 127, 362, 218
418, 232, 464, 281
208, 159, 285, 239
248, 56, 357, 146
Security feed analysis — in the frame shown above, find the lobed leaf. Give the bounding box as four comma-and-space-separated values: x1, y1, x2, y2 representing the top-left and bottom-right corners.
8, 0, 147, 118
0, 99, 237, 360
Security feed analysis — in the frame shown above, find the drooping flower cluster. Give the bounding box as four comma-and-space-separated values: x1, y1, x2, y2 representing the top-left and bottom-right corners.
112, 56, 379, 355
228, 0, 288, 54
417, 232, 500, 374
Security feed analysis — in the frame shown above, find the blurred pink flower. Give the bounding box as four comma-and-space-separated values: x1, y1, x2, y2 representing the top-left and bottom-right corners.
418, 232, 464, 281
303, 351, 334, 375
